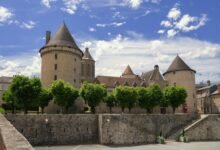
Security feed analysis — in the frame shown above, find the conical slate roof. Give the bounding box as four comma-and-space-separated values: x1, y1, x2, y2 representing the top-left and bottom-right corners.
163, 55, 196, 75
46, 23, 80, 49
82, 48, 94, 60
122, 65, 135, 76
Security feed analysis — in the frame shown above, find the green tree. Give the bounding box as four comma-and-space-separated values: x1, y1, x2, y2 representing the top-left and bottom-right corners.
114, 86, 137, 113
10, 75, 42, 114
136, 87, 151, 113
50, 80, 79, 113
147, 84, 163, 113
137, 84, 163, 113
37, 88, 53, 114
164, 86, 187, 113
2, 89, 16, 114
80, 82, 107, 113
104, 92, 117, 113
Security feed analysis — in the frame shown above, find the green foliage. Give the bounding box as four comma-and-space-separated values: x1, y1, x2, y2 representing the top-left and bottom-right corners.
114, 86, 137, 113
164, 86, 187, 113
80, 82, 107, 113
137, 84, 163, 113
37, 88, 53, 113
0, 107, 5, 114
50, 80, 79, 113
10, 75, 42, 114
2, 89, 16, 113
104, 92, 117, 113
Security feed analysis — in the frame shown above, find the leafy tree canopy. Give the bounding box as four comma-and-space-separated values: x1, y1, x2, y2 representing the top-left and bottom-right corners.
114, 86, 137, 112
50, 80, 79, 113
80, 82, 107, 113
164, 86, 187, 113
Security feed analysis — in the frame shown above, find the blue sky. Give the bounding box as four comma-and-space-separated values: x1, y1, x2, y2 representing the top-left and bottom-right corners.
0, 0, 220, 84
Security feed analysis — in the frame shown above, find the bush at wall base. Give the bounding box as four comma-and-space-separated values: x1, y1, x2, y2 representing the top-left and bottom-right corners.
179, 129, 189, 143
0, 107, 5, 114
157, 131, 166, 144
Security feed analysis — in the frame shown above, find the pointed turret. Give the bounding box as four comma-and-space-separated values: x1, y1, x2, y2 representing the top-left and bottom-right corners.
163, 55, 196, 75
122, 65, 135, 76
82, 48, 94, 61
46, 23, 80, 50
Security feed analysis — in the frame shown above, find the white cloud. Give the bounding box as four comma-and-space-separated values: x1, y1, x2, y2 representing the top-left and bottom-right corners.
126, 31, 144, 39
0, 6, 13, 24
0, 51, 40, 77
20, 21, 36, 29
159, 4, 208, 38
96, 23, 107, 28
167, 7, 181, 20
167, 29, 178, 38
160, 20, 173, 28
61, 0, 82, 14
158, 30, 165, 34
96, 22, 126, 28
111, 21, 126, 27
89, 27, 96, 32
127, 0, 143, 9
176, 14, 208, 32
80, 35, 220, 83
41, 0, 57, 8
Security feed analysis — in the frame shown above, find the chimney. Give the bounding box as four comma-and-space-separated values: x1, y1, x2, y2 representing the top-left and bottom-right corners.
154, 65, 159, 70
207, 80, 211, 86
85, 47, 89, 52
46, 31, 51, 44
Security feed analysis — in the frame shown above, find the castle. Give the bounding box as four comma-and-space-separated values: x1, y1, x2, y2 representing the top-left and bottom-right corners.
39, 23, 197, 113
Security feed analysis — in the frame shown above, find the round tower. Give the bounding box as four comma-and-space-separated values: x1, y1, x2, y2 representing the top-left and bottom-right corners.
39, 23, 83, 88
163, 55, 197, 113
81, 48, 95, 83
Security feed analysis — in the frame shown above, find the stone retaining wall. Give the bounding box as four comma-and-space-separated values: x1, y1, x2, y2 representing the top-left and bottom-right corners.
0, 114, 34, 150
185, 115, 220, 141
5, 114, 199, 146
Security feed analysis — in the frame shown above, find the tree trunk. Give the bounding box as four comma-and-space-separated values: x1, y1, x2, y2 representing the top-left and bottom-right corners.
172, 107, 176, 114
24, 108, 28, 114
147, 108, 152, 114
109, 107, 112, 113
128, 107, 132, 113
91, 106, 96, 114
41, 107, 44, 114
121, 107, 125, 113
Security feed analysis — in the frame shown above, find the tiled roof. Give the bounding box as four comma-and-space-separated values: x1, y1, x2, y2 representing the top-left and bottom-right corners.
122, 65, 135, 76
46, 23, 80, 50
95, 75, 143, 88
82, 48, 94, 60
163, 55, 196, 75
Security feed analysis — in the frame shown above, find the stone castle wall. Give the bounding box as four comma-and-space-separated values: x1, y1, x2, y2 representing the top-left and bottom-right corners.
164, 70, 197, 113
0, 114, 34, 150
5, 114, 199, 146
185, 115, 220, 141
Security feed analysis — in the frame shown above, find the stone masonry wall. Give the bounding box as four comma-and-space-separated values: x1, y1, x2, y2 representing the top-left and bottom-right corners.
185, 115, 220, 141
6, 114, 98, 146
5, 114, 199, 146
0, 114, 34, 150
99, 114, 199, 144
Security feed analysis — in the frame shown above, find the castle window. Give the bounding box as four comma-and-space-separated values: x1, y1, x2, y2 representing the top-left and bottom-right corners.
54, 75, 57, 80
74, 79, 76, 83
54, 64, 57, 70
173, 71, 176, 75
74, 58, 77, 62
74, 68, 76, 73
173, 82, 176, 86
55, 54, 58, 60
